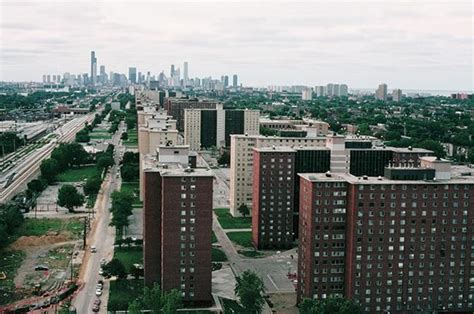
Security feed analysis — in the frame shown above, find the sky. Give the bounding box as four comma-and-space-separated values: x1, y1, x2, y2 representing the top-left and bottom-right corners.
0, 0, 473, 91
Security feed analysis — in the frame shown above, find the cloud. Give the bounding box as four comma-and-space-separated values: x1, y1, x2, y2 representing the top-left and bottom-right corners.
0, 0, 472, 90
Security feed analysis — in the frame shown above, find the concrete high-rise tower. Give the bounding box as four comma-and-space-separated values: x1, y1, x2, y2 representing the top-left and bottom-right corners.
183, 61, 189, 82
232, 74, 238, 87
129, 67, 137, 84
375, 83, 388, 101
90, 51, 97, 86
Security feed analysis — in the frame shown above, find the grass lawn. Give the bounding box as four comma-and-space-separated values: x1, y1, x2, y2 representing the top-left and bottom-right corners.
15, 218, 83, 238
238, 250, 264, 258
123, 128, 138, 146
211, 248, 228, 262
108, 279, 144, 311
226, 231, 253, 248
213, 208, 251, 229
0, 250, 25, 305
57, 165, 99, 182
114, 246, 143, 273
121, 182, 140, 205
211, 231, 218, 244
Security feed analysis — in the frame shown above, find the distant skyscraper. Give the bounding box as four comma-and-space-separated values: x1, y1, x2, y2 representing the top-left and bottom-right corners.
170, 64, 175, 77
340, 84, 348, 96
302, 88, 313, 100
392, 88, 402, 102
224, 75, 229, 87
47, 75, 51, 83
183, 61, 189, 82
129, 67, 137, 84
375, 83, 388, 101
42, 75, 47, 83
90, 51, 97, 86
232, 74, 238, 87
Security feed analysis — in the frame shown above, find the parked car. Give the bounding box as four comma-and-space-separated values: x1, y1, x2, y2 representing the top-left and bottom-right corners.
34, 265, 49, 271
94, 299, 101, 306
95, 288, 102, 296
90, 245, 97, 253
92, 304, 100, 312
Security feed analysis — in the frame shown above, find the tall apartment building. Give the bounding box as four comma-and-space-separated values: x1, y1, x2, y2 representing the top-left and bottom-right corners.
164, 98, 220, 131
297, 157, 474, 313
229, 134, 328, 216
302, 89, 313, 100
184, 106, 260, 150
143, 147, 213, 305
376, 83, 388, 101
252, 147, 296, 249
260, 118, 329, 137
137, 103, 180, 200
392, 89, 403, 102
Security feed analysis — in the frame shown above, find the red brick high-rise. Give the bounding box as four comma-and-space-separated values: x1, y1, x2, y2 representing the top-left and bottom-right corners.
252, 147, 296, 249
143, 161, 214, 305
297, 158, 474, 312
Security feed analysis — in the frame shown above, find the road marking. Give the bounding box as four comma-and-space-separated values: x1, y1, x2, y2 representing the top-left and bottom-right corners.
266, 274, 279, 290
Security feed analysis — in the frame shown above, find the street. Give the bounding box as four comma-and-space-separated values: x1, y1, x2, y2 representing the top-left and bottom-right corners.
72, 121, 124, 313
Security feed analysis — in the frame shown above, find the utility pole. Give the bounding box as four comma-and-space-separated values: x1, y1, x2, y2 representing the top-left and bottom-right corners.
82, 217, 87, 249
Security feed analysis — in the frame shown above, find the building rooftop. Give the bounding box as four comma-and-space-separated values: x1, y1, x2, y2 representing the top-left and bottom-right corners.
142, 153, 213, 177
299, 165, 474, 184
253, 146, 296, 153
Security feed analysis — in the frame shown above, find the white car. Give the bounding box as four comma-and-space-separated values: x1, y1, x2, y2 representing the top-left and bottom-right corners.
95, 288, 102, 296
90, 245, 97, 253
99, 268, 104, 275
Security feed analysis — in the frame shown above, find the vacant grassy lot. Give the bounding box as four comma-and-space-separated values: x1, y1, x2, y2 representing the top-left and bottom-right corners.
0, 250, 25, 305
121, 182, 140, 205
213, 208, 251, 229
89, 132, 112, 140
108, 279, 144, 311
226, 231, 253, 248
123, 128, 138, 147
57, 165, 99, 182
15, 218, 83, 238
211, 248, 228, 262
114, 246, 143, 273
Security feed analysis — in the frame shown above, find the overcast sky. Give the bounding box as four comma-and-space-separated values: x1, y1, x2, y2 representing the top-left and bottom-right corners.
1, 0, 472, 90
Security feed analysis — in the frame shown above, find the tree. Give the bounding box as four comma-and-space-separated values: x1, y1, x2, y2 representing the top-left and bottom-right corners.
103, 258, 127, 279
27, 178, 48, 194
238, 204, 250, 217
83, 175, 102, 196
217, 150, 230, 165
235, 270, 265, 313
142, 284, 182, 314
75, 129, 90, 143
51, 143, 90, 170
40, 158, 60, 183
96, 154, 114, 170
299, 296, 363, 314
121, 163, 139, 181
122, 152, 139, 164
121, 132, 128, 140
57, 184, 85, 213
127, 300, 142, 314
109, 191, 134, 235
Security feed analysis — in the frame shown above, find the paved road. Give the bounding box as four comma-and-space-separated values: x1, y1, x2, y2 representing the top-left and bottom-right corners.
72, 121, 123, 313
0, 112, 98, 203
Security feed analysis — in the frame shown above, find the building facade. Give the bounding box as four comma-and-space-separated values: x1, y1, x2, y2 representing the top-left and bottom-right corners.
297, 160, 474, 312
143, 157, 213, 305
252, 147, 296, 249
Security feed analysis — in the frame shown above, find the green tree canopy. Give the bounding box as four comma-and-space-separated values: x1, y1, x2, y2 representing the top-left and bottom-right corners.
40, 158, 60, 183
235, 270, 265, 313
299, 296, 363, 314
57, 184, 85, 213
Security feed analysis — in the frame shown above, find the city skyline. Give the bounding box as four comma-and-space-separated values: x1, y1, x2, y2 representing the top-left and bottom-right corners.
1, 1, 472, 91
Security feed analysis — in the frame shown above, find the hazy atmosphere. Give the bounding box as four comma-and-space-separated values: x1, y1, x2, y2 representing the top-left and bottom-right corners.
1, 0, 473, 90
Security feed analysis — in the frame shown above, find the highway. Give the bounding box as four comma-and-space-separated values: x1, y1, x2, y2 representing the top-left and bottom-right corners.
0, 112, 98, 204
72, 121, 123, 314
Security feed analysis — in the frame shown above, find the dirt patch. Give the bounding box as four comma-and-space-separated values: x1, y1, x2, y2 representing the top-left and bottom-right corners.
10, 233, 71, 250
268, 292, 298, 314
